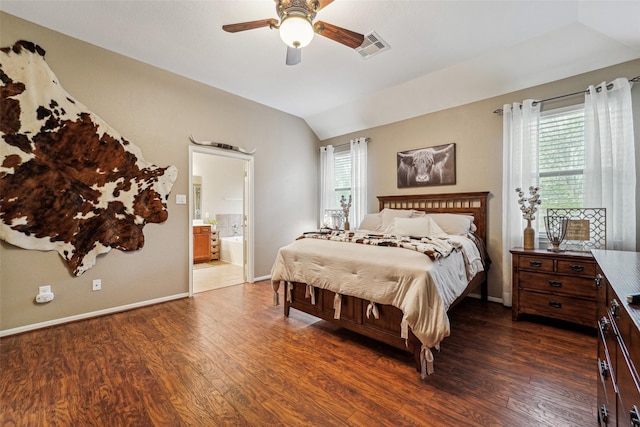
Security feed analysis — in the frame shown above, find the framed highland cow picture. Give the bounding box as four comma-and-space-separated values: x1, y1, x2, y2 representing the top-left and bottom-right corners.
397, 143, 456, 188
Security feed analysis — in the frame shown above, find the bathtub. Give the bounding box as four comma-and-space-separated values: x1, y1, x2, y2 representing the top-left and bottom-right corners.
220, 235, 243, 266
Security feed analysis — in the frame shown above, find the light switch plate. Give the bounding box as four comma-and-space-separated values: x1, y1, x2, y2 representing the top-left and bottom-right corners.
176, 194, 187, 205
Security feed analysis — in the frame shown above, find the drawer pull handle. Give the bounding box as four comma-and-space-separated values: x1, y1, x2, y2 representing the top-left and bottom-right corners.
595, 273, 603, 288
610, 299, 620, 318
599, 359, 609, 380
598, 405, 609, 425
529, 261, 542, 268
548, 280, 562, 288
569, 264, 584, 272
631, 405, 640, 427
549, 301, 562, 309
599, 316, 610, 334
599, 405, 608, 424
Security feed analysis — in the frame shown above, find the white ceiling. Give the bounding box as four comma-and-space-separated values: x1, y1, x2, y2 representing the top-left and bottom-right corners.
2, 1, 640, 140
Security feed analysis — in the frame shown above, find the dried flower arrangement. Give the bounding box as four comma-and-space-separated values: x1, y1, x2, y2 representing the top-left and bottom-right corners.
515, 186, 541, 221
340, 195, 352, 229
516, 186, 541, 250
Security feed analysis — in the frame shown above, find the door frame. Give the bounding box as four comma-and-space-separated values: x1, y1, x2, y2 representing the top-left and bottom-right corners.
188, 145, 255, 296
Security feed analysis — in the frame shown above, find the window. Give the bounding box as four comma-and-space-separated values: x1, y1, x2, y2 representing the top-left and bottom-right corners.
538, 105, 585, 217
333, 149, 351, 207
321, 148, 351, 228
320, 139, 367, 229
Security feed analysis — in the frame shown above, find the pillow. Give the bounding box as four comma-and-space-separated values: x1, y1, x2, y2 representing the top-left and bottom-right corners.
379, 208, 414, 230
427, 213, 477, 235
357, 213, 382, 231
384, 216, 447, 238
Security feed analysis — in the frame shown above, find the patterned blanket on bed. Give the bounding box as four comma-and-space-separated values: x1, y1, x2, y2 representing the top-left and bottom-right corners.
299, 230, 462, 260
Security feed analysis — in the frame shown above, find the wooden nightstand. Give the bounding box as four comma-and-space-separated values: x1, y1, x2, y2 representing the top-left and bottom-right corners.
510, 248, 597, 328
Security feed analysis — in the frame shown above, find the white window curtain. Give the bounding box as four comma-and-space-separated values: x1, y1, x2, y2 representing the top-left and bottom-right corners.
501, 100, 541, 306
319, 145, 335, 228
584, 78, 636, 251
350, 138, 368, 228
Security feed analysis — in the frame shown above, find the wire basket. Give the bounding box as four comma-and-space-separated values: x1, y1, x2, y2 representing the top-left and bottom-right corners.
323, 209, 344, 230
544, 215, 568, 252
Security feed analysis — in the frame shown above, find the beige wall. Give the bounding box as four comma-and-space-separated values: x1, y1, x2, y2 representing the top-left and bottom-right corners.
0, 13, 320, 332
323, 59, 640, 302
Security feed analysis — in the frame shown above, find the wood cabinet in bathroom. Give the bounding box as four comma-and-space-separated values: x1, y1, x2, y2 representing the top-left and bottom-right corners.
193, 225, 211, 264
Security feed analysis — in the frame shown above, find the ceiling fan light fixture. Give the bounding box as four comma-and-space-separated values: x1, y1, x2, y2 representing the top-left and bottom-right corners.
279, 15, 314, 48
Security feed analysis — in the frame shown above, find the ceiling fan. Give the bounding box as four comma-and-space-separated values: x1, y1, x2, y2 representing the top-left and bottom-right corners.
222, 0, 365, 66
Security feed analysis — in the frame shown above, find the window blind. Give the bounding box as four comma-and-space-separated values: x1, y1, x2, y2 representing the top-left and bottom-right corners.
334, 151, 351, 206
538, 106, 585, 211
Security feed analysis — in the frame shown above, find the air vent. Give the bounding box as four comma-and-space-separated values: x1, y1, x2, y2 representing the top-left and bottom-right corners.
355, 31, 390, 59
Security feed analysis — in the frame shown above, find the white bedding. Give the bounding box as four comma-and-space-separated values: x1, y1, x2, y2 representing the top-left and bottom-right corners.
270, 233, 484, 352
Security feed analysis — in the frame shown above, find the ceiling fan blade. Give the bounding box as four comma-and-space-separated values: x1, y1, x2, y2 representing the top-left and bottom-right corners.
286, 46, 301, 66
313, 21, 364, 49
222, 18, 278, 33
315, 0, 335, 11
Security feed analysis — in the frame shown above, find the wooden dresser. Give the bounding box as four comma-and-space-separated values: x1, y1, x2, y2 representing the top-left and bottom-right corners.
593, 249, 640, 426
511, 248, 597, 327
193, 225, 211, 263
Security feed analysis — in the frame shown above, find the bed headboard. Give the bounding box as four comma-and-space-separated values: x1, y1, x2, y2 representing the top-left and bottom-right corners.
377, 192, 490, 242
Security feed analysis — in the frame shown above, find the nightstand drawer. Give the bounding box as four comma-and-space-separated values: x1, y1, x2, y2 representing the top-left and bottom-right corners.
557, 259, 595, 277
519, 271, 597, 299
520, 291, 596, 327
518, 256, 554, 272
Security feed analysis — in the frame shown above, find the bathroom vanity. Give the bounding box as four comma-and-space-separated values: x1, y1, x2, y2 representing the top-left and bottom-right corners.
193, 225, 211, 263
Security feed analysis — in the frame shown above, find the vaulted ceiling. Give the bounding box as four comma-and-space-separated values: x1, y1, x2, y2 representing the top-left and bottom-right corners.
2, 1, 640, 140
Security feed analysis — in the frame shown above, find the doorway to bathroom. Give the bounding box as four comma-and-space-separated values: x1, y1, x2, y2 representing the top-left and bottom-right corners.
189, 145, 254, 295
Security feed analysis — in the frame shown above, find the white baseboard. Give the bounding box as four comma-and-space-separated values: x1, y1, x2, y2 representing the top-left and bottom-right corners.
459, 292, 504, 305
253, 274, 271, 282
0, 292, 190, 337
488, 296, 504, 304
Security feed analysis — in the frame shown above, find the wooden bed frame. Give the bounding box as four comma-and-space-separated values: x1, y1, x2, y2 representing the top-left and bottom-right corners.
283, 191, 490, 374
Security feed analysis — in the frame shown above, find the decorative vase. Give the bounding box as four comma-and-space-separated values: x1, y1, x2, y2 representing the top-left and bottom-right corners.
344, 220, 350, 231
523, 219, 535, 250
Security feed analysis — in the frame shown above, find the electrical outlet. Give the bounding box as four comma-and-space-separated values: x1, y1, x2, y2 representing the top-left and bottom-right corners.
92, 279, 102, 291
35, 285, 54, 303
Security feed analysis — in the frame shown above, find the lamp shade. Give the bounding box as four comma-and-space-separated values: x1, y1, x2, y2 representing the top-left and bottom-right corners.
279, 15, 314, 48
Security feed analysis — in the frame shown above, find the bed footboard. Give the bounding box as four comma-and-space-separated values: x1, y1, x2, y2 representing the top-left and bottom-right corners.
284, 281, 423, 370
284, 271, 486, 373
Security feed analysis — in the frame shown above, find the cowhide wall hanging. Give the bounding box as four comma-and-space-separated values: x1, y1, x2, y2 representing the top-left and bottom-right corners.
0, 40, 178, 276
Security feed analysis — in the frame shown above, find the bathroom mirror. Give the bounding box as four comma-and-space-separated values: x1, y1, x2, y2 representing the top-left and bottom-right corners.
193, 176, 202, 220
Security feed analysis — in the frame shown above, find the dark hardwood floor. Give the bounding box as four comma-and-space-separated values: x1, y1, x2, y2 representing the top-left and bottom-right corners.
1, 281, 596, 426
